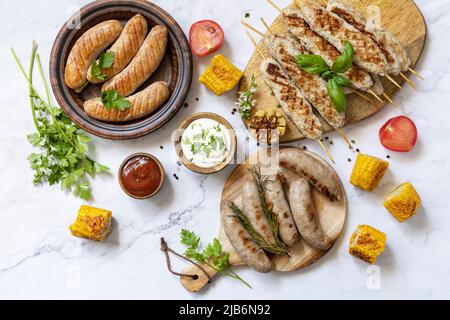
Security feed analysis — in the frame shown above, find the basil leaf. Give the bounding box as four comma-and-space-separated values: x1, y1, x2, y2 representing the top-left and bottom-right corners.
333, 74, 352, 87
331, 41, 354, 74
321, 70, 334, 81
327, 78, 347, 112
296, 54, 329, 75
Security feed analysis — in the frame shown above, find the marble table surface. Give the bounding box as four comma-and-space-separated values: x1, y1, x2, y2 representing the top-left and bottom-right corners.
1, 0, 450, 300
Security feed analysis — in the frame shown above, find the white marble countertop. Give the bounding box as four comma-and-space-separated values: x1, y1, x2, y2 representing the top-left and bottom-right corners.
1, 0, 450, 300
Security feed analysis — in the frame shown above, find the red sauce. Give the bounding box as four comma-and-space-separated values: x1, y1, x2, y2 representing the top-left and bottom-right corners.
120, 155, 163, 198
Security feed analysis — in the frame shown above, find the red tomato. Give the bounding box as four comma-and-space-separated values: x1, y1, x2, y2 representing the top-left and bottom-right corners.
189, 20, 224, 57
379, 116, 418, 152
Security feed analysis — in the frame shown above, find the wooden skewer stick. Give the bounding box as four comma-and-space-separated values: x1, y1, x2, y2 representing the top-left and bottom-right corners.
351, 88, 375, 103
266, 0, 282, 13
399, 72, 417, 90
382, 92, 398, 107
246, 31, 265, 59
241, 20, 264, 37
260, 17, 274, 35
408, 67, 424, 80
384, 74, 403, 90
318, 139, 335, 164
338, 128, 353, 149
246, 31, 335, 164
368, 89, 384, 104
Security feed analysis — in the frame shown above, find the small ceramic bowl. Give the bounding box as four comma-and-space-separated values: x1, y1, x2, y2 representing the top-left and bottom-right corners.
118, 152, 165, 199
174, 112, 237, 174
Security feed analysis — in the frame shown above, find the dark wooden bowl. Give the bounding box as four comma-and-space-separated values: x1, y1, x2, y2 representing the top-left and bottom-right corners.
50, 0, 192, 140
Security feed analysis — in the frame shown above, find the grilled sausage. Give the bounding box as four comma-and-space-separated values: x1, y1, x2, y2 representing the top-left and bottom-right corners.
102, 25, 168, 96
65, 20, 123, 92
265, 34, 345, 129
87, 14, 149, 84
281, 8, 373, 92
222, 196, 272, 273
259, 59, 323, 140
297, 5, 388, 75
327, 0, 402, 75
264, 175, 298, 246
243, 180, 276, 245
278, 148, 341, 201
83, 81, 169, 122
280, 170, 331, 251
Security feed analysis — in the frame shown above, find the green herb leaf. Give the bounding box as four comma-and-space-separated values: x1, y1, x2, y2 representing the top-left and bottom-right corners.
98, 52, 115, 69
180, 230, 251, 288
180, 229, 200, 250
90, 52, 115, 81
295, 54, 329, 74
333, 74, 352, 87
12, 42, 109, 200
101, 90, 132, 111
331, 41, 354, 74
327, 78, 347, 112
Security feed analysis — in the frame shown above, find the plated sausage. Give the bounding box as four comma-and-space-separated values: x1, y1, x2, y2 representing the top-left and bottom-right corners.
102, 25, 168, 96
280, 169, 331, 250
222, 197, 272, 273
242, 180, 276, 245
65, 20, 123, 92
83, 81, 170, 122
264, 175, 298, 246
279, 148, 341, 202
87, 14, 149, 84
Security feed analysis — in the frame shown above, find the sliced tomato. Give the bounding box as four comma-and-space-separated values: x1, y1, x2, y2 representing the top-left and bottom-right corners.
189, 20, 224, 57
379, 116, 418, 152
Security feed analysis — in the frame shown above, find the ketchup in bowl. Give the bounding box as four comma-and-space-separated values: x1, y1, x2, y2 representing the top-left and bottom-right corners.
119, 153, 165, 199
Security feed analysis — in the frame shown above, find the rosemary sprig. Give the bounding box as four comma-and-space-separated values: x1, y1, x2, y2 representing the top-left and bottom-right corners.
228, 202, 287, 255
248, 167, 286, 250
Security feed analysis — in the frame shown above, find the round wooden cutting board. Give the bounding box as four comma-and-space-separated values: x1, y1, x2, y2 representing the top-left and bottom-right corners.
180, 147, 347, 292
238, 0, 427, 143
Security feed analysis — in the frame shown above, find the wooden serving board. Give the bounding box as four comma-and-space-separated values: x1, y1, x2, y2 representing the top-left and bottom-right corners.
238, 0, 427, 143
180, 147, 347, 292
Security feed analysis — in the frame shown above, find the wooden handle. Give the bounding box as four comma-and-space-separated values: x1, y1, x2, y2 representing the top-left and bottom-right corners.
180, 254, 244, 292
180, 263, 218, 292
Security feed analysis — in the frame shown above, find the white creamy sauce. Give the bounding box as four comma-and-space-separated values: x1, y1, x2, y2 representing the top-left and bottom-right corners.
181, 118, 232, 168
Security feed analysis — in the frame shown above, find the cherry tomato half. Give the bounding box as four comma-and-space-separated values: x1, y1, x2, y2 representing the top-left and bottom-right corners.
379, 116, 418, 152
189, 20, 225, 57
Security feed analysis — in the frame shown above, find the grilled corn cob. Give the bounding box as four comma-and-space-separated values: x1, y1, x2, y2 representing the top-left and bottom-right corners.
350, 154, 389, 191
349, 225, 387, 264
69, 205, 112, 241
199, 54, 243, 96
384, 182, 421, 222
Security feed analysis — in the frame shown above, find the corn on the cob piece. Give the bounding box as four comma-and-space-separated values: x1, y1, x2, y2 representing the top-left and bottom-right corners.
384, 182, 421, 222
69, 205, 112, 241
349, 225, 387, 264
350, 154, 389, 191
199, 54, 243, 96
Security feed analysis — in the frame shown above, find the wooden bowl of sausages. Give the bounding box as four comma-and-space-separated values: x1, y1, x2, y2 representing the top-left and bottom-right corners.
50, 0, 192, 140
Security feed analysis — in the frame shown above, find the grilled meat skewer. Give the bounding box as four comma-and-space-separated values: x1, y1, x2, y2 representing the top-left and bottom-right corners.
259, 59, 323, 140
297, 5, 388, 75
327, 0, 410, 75
265, 33, 345, 129
281, 8, 373, 92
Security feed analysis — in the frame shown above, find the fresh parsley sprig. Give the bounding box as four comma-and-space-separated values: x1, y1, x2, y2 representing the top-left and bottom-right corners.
90, 52, 115, 81
11, 42, 109, 200
296, 41, 355, 112
180, 229, 251, 288
101, 89, 132, 111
